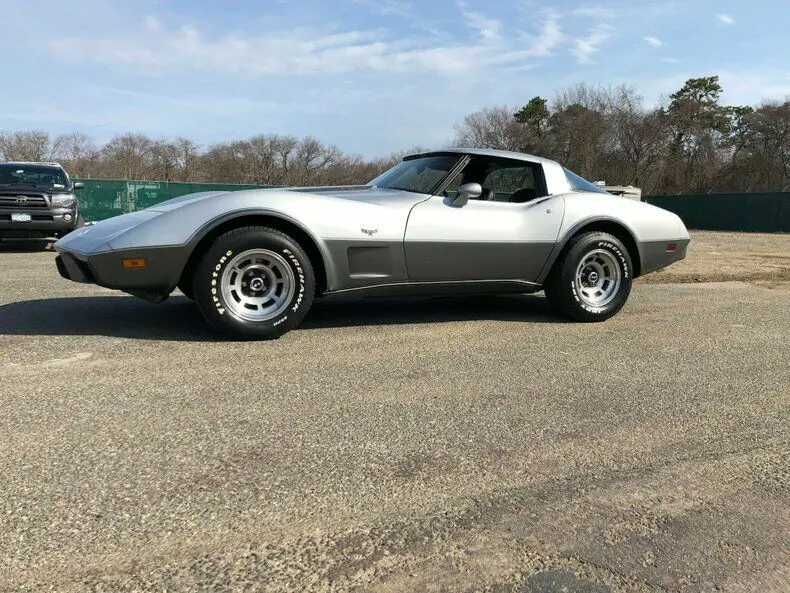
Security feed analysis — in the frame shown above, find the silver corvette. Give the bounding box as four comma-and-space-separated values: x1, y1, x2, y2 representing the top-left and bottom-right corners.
54, 149, 690, 339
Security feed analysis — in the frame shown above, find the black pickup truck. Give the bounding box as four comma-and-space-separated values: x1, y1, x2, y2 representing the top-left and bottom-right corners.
0, 161, 84, 240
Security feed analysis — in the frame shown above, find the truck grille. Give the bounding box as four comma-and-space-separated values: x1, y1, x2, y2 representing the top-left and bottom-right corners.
0, 195, 48, 209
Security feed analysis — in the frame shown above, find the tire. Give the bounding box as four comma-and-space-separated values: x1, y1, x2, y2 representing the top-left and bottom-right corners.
543, 231, 633, 322
192, 226, 315, 339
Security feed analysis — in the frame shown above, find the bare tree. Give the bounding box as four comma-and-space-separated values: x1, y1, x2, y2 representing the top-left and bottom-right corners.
174, 137, 200, 182
453, 106, 525, 151
101, 133, 155, 180
4, 74, 790, 194
51, 132, 101, 177
149, 140, 181, 181
605, 87, 667, 192
0, 130, 52, 162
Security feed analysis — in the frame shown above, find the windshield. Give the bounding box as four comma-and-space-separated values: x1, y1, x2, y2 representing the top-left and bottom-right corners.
0, 164, 70, 190
563, 167, 609, 194
370, 155, 461, 194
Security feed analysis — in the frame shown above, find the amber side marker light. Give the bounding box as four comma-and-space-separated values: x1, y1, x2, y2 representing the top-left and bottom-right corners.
665, 243, 678, 253
122, 258, 148, 269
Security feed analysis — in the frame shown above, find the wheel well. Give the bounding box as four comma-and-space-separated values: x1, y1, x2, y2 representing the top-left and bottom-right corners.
552, 220, 642, 278
179, 215, 329, 295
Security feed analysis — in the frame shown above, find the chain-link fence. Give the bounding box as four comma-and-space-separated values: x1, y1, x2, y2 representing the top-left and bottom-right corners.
73, 179, 272, 222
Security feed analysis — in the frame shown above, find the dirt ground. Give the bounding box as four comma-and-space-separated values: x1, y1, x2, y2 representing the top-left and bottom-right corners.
1, 232, 789, 592
640, 230, 790, 284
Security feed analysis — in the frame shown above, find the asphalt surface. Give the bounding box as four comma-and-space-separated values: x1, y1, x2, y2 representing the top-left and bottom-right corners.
1, 240, 789, 592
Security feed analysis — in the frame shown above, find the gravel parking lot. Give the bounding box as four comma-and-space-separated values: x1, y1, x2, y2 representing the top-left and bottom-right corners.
1, 232, 789, 592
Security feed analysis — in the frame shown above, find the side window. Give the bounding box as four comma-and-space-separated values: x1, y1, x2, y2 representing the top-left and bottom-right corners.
483, 166, 537, 202
440, 156, 547, 202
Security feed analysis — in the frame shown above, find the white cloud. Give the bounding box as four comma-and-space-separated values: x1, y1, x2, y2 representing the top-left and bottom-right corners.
572, 23, 614, 64
716, 13, 735, 25
644, 36, 662, 48
519, 10, 565, 58
457, 2, 502, 40
46, 14, 564, 79
572, 5, 618, 19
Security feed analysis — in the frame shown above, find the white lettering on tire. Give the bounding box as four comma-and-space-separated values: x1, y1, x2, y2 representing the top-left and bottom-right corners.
211, 251, 233, 313
282, 248, 306, 313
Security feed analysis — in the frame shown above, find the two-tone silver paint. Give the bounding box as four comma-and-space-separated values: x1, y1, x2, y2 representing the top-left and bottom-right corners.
54, 149, 690, 302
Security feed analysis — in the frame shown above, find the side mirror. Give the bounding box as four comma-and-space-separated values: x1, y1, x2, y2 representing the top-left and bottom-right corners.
73, 182, 84, 190
453, 182, 482, 207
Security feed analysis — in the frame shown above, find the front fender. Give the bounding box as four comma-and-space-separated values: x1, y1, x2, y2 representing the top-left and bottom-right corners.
180, 207, 338, 290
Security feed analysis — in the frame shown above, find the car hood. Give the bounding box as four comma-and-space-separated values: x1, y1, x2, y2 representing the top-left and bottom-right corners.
148, 185, 427, 212
55, 184, 428, 255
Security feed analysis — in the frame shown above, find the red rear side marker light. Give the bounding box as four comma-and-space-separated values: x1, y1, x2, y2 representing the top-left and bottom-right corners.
665, 243, 677, 253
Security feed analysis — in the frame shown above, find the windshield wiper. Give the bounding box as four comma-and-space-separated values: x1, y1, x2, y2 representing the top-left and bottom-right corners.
0, 183, 39, 188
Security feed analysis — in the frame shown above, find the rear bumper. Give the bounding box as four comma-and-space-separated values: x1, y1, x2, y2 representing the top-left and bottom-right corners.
639, 238, 691, 276
55, 245, 190, 303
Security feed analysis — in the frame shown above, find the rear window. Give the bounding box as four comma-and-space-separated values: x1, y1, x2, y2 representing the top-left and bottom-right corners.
564, 168, 609, 194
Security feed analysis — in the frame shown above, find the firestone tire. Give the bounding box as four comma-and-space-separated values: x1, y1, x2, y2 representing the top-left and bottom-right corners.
192, 226, 315, 339
544, 231, 633, 322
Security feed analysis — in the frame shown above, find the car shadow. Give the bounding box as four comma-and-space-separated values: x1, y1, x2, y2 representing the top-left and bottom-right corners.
0, 293, 563, 342
0, 239, 53, 252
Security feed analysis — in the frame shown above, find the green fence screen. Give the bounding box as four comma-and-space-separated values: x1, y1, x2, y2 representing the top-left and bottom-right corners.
643, 193, 790, 232
75, 181, 790, 232
74, 179, 271, 222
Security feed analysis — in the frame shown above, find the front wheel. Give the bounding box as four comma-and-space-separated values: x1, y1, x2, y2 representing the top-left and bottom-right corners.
192, 226, 315, 339
544, 232, 633, 322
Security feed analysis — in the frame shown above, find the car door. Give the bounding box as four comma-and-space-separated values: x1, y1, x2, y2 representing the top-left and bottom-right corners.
404, 157, 565, 282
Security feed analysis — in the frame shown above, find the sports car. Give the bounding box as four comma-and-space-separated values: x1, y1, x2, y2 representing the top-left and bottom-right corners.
54, 148, 690, 339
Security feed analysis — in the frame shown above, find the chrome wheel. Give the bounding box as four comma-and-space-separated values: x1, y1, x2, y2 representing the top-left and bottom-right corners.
220, 249, 295, 322
574, 249, 622, 308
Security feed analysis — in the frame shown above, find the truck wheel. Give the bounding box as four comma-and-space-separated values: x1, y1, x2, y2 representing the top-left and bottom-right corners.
192, 226, 315, 339
544, 232, 633, 322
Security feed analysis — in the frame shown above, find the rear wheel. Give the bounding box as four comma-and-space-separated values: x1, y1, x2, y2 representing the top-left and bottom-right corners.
192, 226, 315, 339
544, 231, 633, 322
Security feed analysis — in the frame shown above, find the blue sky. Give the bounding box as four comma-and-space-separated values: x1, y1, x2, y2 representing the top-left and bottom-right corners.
3, 0, 789, 157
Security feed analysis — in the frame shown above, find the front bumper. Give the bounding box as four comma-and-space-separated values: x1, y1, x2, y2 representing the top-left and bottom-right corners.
55, 245, 190, 303
0, 208, 78, 237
